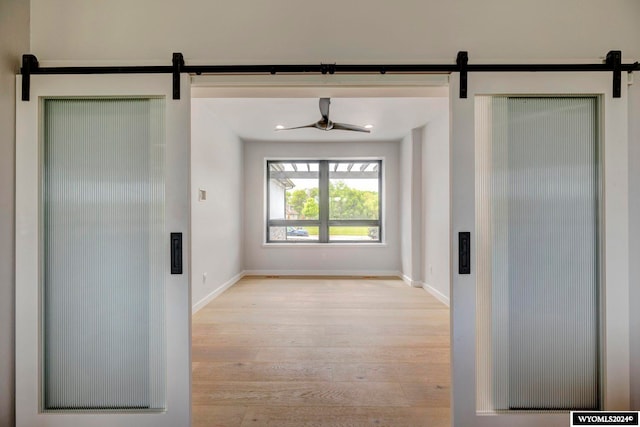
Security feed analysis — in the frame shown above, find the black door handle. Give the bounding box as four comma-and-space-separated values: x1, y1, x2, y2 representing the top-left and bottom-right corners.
171, 232, 183, 274
459, 232, 470, 274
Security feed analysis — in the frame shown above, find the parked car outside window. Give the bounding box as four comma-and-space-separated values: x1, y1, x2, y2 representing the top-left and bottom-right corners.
287, 227, 309, 237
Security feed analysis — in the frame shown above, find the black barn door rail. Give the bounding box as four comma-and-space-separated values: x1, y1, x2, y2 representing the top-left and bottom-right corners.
20, 51, 639, 101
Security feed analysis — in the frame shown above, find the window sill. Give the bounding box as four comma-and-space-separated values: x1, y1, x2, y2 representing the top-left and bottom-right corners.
262, 242, 388, 248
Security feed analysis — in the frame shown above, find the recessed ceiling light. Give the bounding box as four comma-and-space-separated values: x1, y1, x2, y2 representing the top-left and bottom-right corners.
364, 124, 374, 129
275, 125, 285, 130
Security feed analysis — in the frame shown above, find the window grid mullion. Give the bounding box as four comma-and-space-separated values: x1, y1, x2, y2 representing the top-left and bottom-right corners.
319, 160, 329, 243
266, 160, 271, 241
378, 159, 383, 242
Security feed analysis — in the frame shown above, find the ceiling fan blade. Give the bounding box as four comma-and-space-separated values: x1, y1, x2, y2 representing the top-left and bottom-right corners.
276, 123, 317, 131
332, 122, 371, 133
319, 98, 331, 120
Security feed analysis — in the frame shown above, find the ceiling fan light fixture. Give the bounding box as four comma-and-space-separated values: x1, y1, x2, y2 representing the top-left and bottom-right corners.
275, 125, 285, 130
364, 124, 374, 129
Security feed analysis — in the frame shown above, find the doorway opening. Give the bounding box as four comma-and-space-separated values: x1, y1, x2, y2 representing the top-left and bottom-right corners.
188, 77, 452, 426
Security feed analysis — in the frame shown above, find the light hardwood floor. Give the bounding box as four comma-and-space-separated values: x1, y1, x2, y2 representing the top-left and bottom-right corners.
192, 276, 451, 427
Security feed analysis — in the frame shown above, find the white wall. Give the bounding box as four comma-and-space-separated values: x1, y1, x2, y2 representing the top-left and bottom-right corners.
399, 130, 424, 285
30, 0, 640, 64
422, 111, 451, 303
8, 0, 640, 416
400, 117, 451, 305
191, 100, 244, 309
243, 139, 401, 275
0, 2, 29, 426
411, 129, 424, 285
400, 134, 413, 280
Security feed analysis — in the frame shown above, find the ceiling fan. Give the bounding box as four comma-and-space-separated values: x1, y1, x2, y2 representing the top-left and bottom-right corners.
277, 98, 371, 133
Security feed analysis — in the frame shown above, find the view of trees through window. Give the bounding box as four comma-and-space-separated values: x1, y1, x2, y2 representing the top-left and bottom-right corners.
329, 181, 379, 220
267, 160, 381, 242
286, 182, 379, 221
286, 187, 319, 220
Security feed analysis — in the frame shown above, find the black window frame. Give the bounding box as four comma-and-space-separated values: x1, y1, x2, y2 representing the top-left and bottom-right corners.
266, 159, 383, 244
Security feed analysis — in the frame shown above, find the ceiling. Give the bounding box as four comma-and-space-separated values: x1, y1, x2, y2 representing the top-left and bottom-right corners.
197, 97, 448, 142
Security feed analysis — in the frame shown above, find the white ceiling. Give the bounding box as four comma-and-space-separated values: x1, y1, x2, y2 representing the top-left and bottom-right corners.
197, 97, 448, 142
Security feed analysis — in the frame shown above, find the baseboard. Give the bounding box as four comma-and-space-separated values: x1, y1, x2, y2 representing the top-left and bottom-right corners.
401, 274, 423, 288
243, 269, 403, 278
192, 271, 246, 314
421, 281, 450, 306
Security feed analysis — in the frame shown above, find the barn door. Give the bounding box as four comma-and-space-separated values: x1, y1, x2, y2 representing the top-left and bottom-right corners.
16, 74, 191, 427
450, 72, 629, 427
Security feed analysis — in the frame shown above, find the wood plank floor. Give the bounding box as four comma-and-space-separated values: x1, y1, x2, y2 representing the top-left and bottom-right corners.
192, 276, 451, 427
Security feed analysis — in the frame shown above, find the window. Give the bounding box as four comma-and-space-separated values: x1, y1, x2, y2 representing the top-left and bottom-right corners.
267, 160, 382, 243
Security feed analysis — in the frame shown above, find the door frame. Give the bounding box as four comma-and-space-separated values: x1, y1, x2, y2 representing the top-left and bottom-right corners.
15, 73, 192, 427
450, 72, 629, 427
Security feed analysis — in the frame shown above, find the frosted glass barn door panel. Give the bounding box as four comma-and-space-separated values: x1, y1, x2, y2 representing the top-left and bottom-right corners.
476, 97, 599, 410
43, 99, 166, 410
506, 98, 598, 410
16, 74, 191, 427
